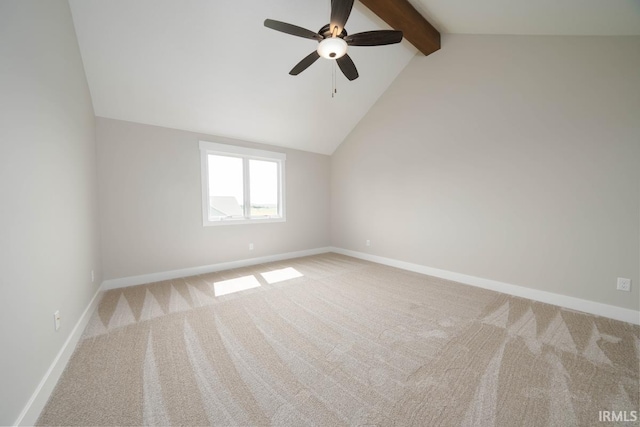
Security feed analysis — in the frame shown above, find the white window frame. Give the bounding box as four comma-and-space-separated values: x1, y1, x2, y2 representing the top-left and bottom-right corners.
199, 140, 286, 226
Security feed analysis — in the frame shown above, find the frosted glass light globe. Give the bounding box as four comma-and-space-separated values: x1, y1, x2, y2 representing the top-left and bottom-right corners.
317, 37, 347, 59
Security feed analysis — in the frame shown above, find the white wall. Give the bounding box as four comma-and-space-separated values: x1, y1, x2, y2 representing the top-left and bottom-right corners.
332, 35, 640, 311
96, 118, 331, 280
0, 1, 101, 424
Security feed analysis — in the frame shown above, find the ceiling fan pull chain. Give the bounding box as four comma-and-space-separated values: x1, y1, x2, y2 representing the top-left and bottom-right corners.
332, 61, 337, 98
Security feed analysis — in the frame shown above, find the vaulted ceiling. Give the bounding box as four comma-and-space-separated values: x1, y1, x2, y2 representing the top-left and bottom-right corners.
408, 0, 640, 36
68, 0, 640, 155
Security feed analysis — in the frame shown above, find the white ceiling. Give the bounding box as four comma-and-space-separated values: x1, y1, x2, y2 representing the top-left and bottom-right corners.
68, 0, 416, 155
409, 0, 640, 35
69, 1, 640, 155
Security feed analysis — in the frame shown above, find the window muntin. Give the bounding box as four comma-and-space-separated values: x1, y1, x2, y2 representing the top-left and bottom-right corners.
199, 141, 285, 226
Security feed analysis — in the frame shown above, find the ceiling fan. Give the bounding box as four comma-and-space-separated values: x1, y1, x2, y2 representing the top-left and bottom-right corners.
264, 0, 403, 81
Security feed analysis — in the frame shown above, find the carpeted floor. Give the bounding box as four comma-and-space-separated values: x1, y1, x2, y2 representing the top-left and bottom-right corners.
38, 253, 639, 426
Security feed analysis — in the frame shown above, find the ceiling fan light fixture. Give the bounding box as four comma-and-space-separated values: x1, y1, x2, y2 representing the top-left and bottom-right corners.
264, 0, 402, 80
317, 37, 347, 59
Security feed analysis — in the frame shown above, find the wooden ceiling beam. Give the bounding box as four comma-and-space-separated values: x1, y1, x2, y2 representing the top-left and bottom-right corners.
358, 0, 440, 56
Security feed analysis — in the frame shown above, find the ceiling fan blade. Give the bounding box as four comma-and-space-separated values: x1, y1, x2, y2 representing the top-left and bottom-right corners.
290, 51, 321, 75
345, 30, 403, 46
336, 54, 359, 81
264, 19, 322, 41
330, 0, 355, 35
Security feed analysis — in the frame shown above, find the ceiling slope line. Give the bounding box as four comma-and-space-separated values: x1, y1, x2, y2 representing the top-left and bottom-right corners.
359, 0, 441, 55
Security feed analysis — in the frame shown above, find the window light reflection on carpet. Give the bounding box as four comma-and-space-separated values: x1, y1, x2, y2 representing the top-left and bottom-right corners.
260, 267, 303, 284
213, 275, 261, 297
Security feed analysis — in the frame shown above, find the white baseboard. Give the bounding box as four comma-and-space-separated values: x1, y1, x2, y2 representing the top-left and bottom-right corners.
330, 247, 640, 326
15, 284, 104, 426
102, 247, 333, 291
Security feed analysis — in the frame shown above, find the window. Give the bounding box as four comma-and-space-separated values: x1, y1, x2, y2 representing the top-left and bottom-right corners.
199, 141, 285, 226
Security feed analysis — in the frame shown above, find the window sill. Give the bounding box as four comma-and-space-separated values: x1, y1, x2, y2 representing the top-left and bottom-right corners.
203, 217, 286, 227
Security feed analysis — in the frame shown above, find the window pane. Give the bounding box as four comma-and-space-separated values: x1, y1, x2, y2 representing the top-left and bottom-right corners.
208, 155, 244, 219
249, 159, 278, 217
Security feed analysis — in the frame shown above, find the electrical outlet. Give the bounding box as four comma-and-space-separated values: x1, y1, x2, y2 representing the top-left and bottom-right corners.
366, 240, 371, 247
617, 278, 631, 292
91, 270, 95, 283
249, 243, 254, 251
54, 311, 61, 331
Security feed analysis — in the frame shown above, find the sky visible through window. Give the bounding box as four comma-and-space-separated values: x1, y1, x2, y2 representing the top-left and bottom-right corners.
208, 155, 243, 207
249, 159, 277, 209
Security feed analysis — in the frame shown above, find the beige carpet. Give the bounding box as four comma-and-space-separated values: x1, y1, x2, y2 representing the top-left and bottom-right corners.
38, 253, 639, 426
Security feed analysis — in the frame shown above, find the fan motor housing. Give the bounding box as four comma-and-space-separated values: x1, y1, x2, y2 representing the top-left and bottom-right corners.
318, 24, 347, 39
